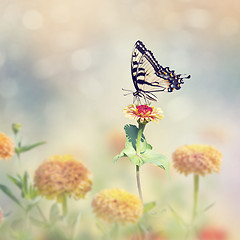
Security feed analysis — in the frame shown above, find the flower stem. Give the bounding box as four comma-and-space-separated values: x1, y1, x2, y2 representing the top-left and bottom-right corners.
192, 174, 199, 224
135, 122, 146, 202
136, 122, 145, 155
62, 194, 68, 217
185, 174, 199, 240
136, 165, 143, 202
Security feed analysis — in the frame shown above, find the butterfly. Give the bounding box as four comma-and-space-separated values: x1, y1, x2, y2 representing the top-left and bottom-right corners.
124, 40, 191, 103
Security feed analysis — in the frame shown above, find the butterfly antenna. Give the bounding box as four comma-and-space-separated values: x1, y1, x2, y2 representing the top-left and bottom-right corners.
122, 88, 133, 92
181, 74, 191, 79
122, 88, 134, 96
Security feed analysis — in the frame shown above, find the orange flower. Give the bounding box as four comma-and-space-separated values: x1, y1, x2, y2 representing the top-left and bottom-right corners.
199, 226, 227, 240
172, 144, 222, 176
34, 155, 92, 202
0, 132, 14, 160
92, 188, 143, 225
123, 104, 164, 124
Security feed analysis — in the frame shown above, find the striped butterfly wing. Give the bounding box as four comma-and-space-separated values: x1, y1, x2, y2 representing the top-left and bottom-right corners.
131, 41, 147, 92
131, 40, 190, 101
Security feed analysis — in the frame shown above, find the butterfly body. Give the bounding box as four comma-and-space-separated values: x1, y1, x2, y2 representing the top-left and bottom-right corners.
130, 40, 190, 103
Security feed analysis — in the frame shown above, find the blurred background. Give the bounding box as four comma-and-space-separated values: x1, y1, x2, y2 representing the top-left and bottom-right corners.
0, 0, 240, 239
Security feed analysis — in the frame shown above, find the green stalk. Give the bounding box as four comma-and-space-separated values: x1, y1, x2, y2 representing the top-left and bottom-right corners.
185, 174, 199, 240
192, 174, 199, 224
135, 122, 146, 202
61, 194, 68, 217
136, 165, 143, 202
136, 122, 145, 155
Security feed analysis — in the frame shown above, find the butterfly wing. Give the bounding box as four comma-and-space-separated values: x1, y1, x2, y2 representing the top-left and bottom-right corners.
131, 41, 147, 92
131, 40, 190, 101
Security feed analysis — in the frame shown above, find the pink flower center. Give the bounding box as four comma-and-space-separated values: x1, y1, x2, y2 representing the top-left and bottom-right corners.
136, 105, 153, 115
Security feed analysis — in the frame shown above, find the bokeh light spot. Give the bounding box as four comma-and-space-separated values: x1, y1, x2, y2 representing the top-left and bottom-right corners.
22, 10, 43, 30
71, 49, 92, 71
185, 8, 211, 29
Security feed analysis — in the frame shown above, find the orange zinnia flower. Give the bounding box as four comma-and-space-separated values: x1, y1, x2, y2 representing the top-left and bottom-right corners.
173, 144, 222, 176
34, 155, 92, 202
92, 188, 143, 225
0, 132, 14, 160
199, 226, 227, 240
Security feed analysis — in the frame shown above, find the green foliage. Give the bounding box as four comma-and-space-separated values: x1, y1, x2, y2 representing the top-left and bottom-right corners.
7, 172, 38, 200
168, 205, 187, 229
9, 228, 33, 240
0, 184, 24, 209
199, 202, 216, 214
49, 203, 61, 224
143, 201, 156, 214
114, 124, 169, 176
15, 141, 46, 155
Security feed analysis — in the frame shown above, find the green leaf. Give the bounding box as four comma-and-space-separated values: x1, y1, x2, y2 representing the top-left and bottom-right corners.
49, 203, 61, 224
29, 185, 38, 199
113, 124, 169, 177
113, 151, 126, 163
0, 184, 24, 209
168, 205, 187, 229
113, 124, 148, 166
143, 201, 156, 213
71, 212, 82, 240
15, 141, 46, 154
141, 149, 170, 178
124, 124, 148, 153
7, 175, 22, 190
200, 202, 215, 214
25, 197, 40, 212
96, 219, 108, 235
22, 171, 29, 198
10, 228, 33, 240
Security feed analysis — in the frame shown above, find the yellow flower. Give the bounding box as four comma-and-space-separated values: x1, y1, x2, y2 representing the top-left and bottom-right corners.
123, 104, 164, 124
0, 132, 14, 160
92, 188, 143, 225
172, 144, 222, 176
34, 155, 92, 202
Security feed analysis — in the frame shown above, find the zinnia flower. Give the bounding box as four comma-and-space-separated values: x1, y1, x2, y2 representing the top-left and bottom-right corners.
0, 132, 14, 160
172, 144, 222, 176
92, 188, 143, 225
199, 226, 227, 240
34, 155, 92, 202
123, 104, 164, 124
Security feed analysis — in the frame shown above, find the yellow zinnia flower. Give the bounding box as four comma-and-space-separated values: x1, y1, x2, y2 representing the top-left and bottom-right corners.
0, 132, 14, 160
172, 144, 222, 176
123, 104, 164, 124
34, 155, 92, 202
92, 188, 143, 225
